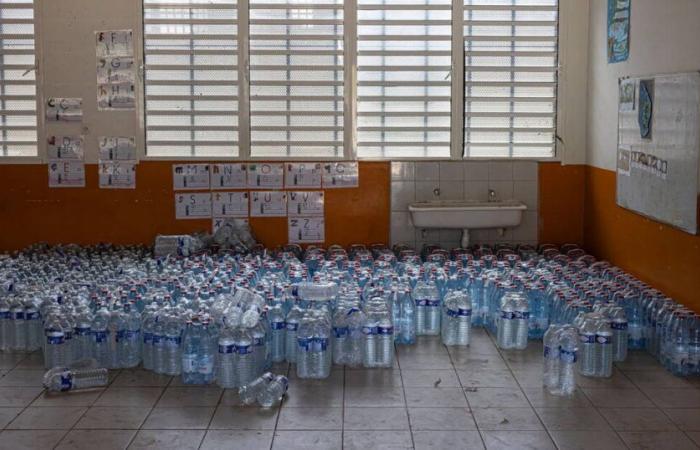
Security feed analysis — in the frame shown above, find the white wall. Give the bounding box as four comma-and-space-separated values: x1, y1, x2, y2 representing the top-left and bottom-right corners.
587, 0, 700, 171
40, 0, 142, 164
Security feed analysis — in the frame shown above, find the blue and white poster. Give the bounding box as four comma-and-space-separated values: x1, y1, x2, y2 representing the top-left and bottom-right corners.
607, 0, 630, 63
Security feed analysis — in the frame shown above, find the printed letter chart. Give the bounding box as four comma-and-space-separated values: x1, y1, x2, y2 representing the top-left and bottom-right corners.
47, 135, 84, 160
247, 163, 284, 189
212, 192, 249, 218
175, 193, 212, 219
98, 136, 136, 161
250, 191, 287, 217
285, 162, 322, 188
323, 162, 359, 188
173, 164, 211, 190
48, 161, 86, 188
288, 217, 325, 243
213, 217, 249, 234
287, 191, 324, 217
211, 163, 247, 189
99, 161, 136, 189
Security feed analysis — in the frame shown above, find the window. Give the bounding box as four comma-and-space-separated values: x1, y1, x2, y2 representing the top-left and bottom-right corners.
249, 0, 344, 158
142, 0, 559, 160
0, 0, 37, 158
143, 0, 239, 157
357, 0, 452, 159
463, 0, 558, 158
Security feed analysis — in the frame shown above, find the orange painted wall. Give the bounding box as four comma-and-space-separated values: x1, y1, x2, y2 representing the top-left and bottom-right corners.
584, 166, 700, 310
538, 162, 586, 245
0, 161, 390, 251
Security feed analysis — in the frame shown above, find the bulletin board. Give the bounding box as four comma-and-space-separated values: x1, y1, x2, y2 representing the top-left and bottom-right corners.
616, 72, 700, 235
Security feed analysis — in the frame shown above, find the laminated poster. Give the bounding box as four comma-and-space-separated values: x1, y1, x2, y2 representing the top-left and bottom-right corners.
96, 30, 136, 111
285, 162, 323, 188
98, 136, 136, 161
48, 160, 85, 188
46, 98, 82, 122
607, 0, 630, 63
287, 191, 324, 217
97, 83, 135, 111
288, 217, 325, 244
250, 191, 287, 217
247, 163, 284, 189
99, 161, 136, 189
212, 191, 249, 218
211, 163, 247, 189
175, 193, 212, 220
47, 135, 84, 160
173, 164, 211, 190
323, 162, 359, 188
96, 30, 134, 57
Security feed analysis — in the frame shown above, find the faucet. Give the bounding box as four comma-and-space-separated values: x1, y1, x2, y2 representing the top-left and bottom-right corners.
488, 189, 497, 202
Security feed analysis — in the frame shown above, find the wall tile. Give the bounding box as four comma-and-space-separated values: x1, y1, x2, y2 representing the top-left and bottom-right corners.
469, 229, 491, 245
487, 180, 514, 201
440, 241, 462, 251
512, 211, 538, 242
440, 229, 463, 242
513, 161, 538, 181
391, 181, 415, 212
415, 228, 440, 244
464, 161, 490, 181
489, 227, 514, 242
391, 212, 416, 246
489, 161, 514, 181
391, 162, 415, 181
415, 162, 440, 181
439, 162, 465, 181
415, 181, 440, 202
513, 180, 538, 211
439, 180, 464, 200
464, 180, 490, 202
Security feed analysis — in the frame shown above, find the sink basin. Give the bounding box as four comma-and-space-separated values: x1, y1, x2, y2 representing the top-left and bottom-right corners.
408, 200, 527, 246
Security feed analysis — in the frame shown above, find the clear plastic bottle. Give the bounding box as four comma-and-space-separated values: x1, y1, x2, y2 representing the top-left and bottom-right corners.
332, 306, 349, 365
141, 306, 155, 371
216, 324, 237, 389
497, 296, 515, 350
118, 303, 141, 368
91, 307, 110, 368
543, 324, 562, 392
0, 297, 11, 351
610, 307, 628, 362
345, 305, 365, 367
250, 317, 267, 375
578, 315, 597, 377
181, 319, 201, 384
398, 288, 415, 345
595, 319, 613, 378
513, 295, 530, 350
107, 306, 121, 369
442, 290, 471, 346
43, 367, 108, 392
375, 308, 394, 368
73, 308, 93, 362
257, 374, 289, 408
558, 327, 579, 396
239, 372, 274, 405
362, 305, 379, 368
151, 313, 165, 374
163, 313, 183, 376
24, 300, 42, 351
44, 314, 67, 369
234, 326, 255, 387
284, 304, 303, 364
10, 298, 26, 352
268, 303, 286, 363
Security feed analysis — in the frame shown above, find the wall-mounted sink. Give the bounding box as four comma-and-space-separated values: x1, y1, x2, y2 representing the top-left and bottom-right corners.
408, 200, 527, 247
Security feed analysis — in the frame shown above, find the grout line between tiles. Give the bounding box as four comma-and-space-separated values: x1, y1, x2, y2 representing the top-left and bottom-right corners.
448, 339, 487, 450
395, 342, 416, 450
124, 371, 174, 450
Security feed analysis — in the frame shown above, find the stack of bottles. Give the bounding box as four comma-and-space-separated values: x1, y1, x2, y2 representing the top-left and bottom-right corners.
0, 241, 696, 386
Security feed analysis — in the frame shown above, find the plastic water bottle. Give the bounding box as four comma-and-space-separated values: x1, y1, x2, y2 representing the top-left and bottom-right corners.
687, 314, 700, 376
233, 326, 255, 387
43, 367, 108, 392
181, 319, 200, 384
257, 374, 289, 408
251, 318, 267, 375
118, 303, 141, 368
151, 313, 165, 374
578, 315, 597, 377
670, 312, 691, 376
398, 288, 415, 345
107, 307, 121, 369
10, 299, 26, 352
345, 305, 365, 367
414, 281, 441, 335
497, 297, 515, 350
216, 325, 237, 388
91, 307, 110, 368
0, 298, 11, 351
332, 306, 349, 365
163, 313, 182, 376
543, 324, 562, 392
44, 314, 67, 369
595, 319, 613, 377
141, 306, 155, 371
513, 296, 530, 350
441, 290, 471, 346
285, 305, 302, 364
239, 372, 274, 405
558, 327, 579, 396
268, 303, 286, 363
24, 301, 42, 351
376, 309, 394, 368
73, 309, 93, 361
610, 307, 628, 362
362, 306, 378, 368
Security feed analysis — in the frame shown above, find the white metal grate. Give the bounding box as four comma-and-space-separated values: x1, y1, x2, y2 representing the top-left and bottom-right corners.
463, 0, 558, 158
357, 0, 452, 159
0, 0, 37, 158
249, 0, 344, 158
144, 0, 239, 157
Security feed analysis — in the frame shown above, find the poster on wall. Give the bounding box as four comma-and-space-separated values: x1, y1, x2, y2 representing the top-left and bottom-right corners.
46, 97, 82, 122
47, 135, 84, 160
288, 217, 325, 243
287, 191, 324, 217
48, 160, 85, 188
213, 217, 249, 235
175, 192, 212, 219
607, 0, 630, 63
247, 163, 284, 189
96, 30, 136, 111
173, 164, 211, 190
211, 163, 247, 189
250, 191, 287, 217
99, 161, 136, 189
212, 191, 249, 218
285, 162, 322, 188
98, 136, 136, 161
323, 162, 359, 188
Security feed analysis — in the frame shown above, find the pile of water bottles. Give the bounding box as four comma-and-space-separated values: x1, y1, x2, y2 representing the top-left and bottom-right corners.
0, 240, 697, 396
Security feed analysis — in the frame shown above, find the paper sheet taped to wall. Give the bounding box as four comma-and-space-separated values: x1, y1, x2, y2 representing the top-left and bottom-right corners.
46, 98, 82, 122
47, 135, 84, 160
48, 160, 85, 188
288, 217, 325, 243
287, 191, 324, 217
175, 193, 212, 219
99, 161, 136, 189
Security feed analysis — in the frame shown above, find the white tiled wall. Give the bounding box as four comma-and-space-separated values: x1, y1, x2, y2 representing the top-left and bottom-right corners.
391, 161, 539, 250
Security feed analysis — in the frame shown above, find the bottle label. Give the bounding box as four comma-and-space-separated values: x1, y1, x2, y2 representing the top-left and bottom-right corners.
12, 312, 24, 320
378, 326, 394, 336
425, 300, 440, 307
219, 343, 235, 354
596, 335, 612, 345
362, 326, 378, 335
47, 334, 65, 345
182, 354, 197, 372
59, 373, 73, 391
297, 337, 312, 351
64, 330, 73, 341
286, 322, 299, 331
74, 327, 91, 336
271, 321, 286, 330
580, 333, 595, 344
311, 337, 329, 352
458, 308, 472, 317
560, 349, 577, 363
151, 334, 162, 345
544, 345, 554, 358
143, 332, 153, 344
93, 331, 108, 343
501, 311, 514, 320
333, 326, 349, 338
116, 330, 126, 342
236, 344, 252, 355
611, 321, 628, 331
513, 311, 530, 320
0, 311, 9, 319
199, 356, 214, 374
253, 337, 265, 347
165, 336, 182, 347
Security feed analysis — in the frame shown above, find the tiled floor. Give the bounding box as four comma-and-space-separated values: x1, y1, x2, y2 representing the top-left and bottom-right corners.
0, 329, 699, 450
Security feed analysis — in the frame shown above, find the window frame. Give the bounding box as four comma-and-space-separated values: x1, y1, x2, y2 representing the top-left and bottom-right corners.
139, 0, 564, 162
0, 0, 44, 164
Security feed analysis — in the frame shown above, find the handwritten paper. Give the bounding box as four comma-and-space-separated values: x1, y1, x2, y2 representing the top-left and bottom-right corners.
288, 217, 325, 243
173, 164, 211, 190
175, 193, 212, 219
250, 191, 287, 217
211, 163, 247, 189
